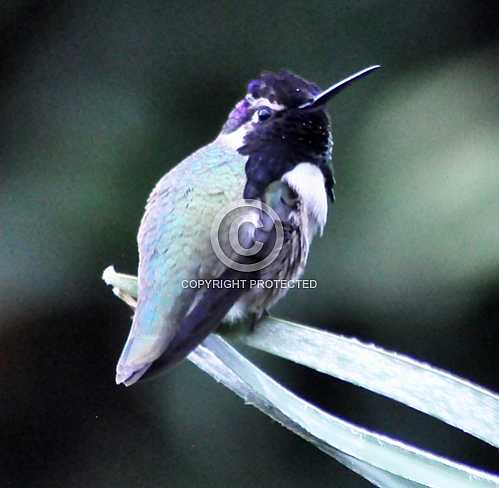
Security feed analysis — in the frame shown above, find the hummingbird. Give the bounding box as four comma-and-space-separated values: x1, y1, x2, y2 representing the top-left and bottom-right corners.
115, 65, 380, 385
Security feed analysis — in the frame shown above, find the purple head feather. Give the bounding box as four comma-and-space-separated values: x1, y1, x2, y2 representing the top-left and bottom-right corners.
223, 70, 322, 133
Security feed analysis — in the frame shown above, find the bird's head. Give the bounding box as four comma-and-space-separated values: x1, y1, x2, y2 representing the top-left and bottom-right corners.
218, 66, 380, 201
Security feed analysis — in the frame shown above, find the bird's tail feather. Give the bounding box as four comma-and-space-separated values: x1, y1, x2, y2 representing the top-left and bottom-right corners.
139, 268, 253, 381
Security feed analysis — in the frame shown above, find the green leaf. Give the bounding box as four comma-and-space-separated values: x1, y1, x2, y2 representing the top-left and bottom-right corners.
102, 266, 499, 487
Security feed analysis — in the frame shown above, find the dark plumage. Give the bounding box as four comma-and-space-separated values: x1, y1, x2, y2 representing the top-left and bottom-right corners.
247, 70, 321, 108
240, 107, 333, 200
231, 71, 335, 201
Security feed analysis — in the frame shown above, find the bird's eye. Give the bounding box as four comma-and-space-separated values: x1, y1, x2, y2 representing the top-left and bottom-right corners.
256, 106, 272, 122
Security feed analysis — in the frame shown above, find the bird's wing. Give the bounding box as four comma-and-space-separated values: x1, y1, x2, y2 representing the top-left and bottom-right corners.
140, 179, 304, 380
138, 266, 252, 380
116, 141, 248, 385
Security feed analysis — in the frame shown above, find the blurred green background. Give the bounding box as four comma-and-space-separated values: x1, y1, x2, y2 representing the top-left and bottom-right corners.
1, 1, 498, 486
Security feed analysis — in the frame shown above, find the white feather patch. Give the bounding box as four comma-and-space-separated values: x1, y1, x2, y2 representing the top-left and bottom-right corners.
282, 163, 328, 234
247, 96, 285, 111
217, 124, 249, 150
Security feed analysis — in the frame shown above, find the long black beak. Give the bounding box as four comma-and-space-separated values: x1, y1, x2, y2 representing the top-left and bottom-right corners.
299, 65, 381, 110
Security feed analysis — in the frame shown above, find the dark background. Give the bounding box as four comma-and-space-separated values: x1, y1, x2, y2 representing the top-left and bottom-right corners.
1, 1, 498, 486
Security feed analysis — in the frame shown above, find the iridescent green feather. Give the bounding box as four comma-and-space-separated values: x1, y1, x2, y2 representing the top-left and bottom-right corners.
116, 140, 247, 384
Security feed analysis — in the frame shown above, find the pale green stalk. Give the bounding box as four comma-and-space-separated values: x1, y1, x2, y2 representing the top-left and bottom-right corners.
102, 266, 499, 487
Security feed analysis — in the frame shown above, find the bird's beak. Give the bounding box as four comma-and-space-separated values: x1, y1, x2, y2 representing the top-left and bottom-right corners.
299, 65, 381, 110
